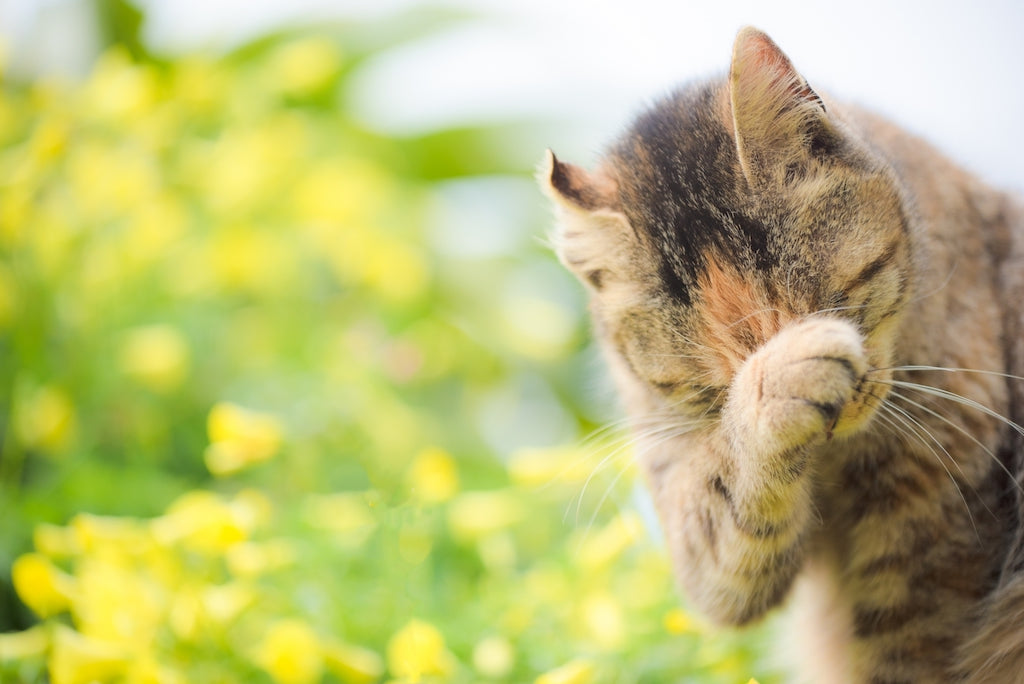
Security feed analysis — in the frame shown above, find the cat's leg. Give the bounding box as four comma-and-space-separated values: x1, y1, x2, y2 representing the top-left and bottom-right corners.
640, 317, 867, 625
641, 430, 816, 625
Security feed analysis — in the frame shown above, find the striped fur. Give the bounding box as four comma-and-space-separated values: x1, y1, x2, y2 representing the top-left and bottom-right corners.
542, 27, 1024, 683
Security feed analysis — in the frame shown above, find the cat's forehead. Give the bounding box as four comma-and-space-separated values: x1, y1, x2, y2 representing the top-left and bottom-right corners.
608, 83, 775, 306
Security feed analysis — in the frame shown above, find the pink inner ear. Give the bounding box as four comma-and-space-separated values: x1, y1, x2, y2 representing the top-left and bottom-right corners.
736, 29, 823, 110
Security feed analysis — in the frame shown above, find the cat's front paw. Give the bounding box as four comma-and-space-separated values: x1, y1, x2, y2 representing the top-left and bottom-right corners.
724, 318, 867, 459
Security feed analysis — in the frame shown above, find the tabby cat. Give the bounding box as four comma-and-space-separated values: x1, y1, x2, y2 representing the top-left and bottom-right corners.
541, 27, 1024, 683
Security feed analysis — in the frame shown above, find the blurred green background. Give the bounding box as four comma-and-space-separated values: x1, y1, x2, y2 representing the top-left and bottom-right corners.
0, 2, 780, 682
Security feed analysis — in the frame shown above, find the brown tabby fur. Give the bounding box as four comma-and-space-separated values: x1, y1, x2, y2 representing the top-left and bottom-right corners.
542, 27, 1024, 683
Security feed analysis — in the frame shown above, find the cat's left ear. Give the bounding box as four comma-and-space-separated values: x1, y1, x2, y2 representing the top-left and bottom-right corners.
540, 150, 637, 293
729, 27, 834, 186
541, 149, 620, 213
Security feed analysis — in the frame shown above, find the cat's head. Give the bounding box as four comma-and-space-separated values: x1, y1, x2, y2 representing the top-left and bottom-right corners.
542, 27, 910, 439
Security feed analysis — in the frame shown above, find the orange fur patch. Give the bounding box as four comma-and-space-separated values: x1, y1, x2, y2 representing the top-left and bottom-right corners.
697, 260, 791, 379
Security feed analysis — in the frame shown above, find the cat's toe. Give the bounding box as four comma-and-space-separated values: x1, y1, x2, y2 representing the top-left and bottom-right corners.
725, 317, 869, 457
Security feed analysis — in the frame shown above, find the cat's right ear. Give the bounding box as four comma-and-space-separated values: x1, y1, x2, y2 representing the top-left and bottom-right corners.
729, 27, 833, 187
540, 150, 634, 292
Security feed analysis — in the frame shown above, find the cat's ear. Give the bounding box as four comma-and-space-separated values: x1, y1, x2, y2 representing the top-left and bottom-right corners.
541, 149, 620, 213
540, 150, 635, 292
729, 27, 832, 186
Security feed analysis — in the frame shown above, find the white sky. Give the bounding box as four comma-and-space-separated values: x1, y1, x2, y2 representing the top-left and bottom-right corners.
3, 0, 1024, 190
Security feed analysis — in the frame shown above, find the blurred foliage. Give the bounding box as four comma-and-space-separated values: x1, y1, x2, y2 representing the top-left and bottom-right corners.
0, 8, 782, 684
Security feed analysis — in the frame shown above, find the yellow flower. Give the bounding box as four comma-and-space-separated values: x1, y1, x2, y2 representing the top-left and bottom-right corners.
0, 625, 48, 661
322, 639, 384, 684
71, 513, 150, 556
127, 194, 188, 264
446, 490, 525, 542
11, 553, 76, 618
302, 492, 378, 548
0, 183, 29, 245
81, 48, 160, 122
25, 115, 69, 172
225, 539, 295, 577
119, 324, 191, 392
171, 56, 229, 115
74, 556, 163, 648
201, 582, 254, 624
256, 619, 323, 684
575, 512, 643, 570
49, 625, 130, 684
198, 117, 305, 216
231, 488, 275, 529
125, 655, 187, 684
66, 139, 159, 220
204, 402, 283, 476
386, 619, 453, 681
14, 385, 76, 455
151, 490, 250, 553
167, 587, 201, 641
266, 36, 343, 96
471, 636, 514, 679
579, 593, 625, 649
507, 446, 593, 489
33, 522, 82, 558
207, 227, 297, 296
534, 658, 596, 684
407, 446, 459, 503
292, 158, 392, 226
663, 608, 698, 635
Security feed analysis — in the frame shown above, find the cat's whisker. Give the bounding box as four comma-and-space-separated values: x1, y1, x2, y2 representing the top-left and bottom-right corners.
877, 379, 1024, 439
885, 389, 1023, 496
572, 422, 697, 541
521, 421, 637, 497
566, 435, 635, 525
876, 401, 981, 539
568, 416, 701, 525
578, 458, 636, 538
872, 388, 973, 485
869, 365, 1024, 384
879, 399, 966, 480
885, 393, 1000, 524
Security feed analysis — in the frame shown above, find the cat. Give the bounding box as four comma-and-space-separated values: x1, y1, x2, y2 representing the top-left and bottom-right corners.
541, 27, 1024, 684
